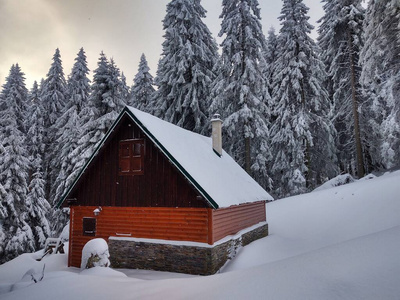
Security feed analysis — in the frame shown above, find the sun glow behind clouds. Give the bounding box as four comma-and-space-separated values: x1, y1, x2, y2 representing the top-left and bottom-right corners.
0, 0, 75, 87
1, 0, 327, 90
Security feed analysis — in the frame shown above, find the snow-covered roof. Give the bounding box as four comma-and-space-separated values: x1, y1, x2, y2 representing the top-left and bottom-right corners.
125, 106, 273, 208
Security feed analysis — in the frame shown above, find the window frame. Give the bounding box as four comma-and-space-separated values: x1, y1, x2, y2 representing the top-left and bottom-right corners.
118, 139, 145, 176
82, 217, 96, 236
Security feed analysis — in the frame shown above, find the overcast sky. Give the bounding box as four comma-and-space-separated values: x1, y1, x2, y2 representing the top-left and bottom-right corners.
0, 0, 326, 89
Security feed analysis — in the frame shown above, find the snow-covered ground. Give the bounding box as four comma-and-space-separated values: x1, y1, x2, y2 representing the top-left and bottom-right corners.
1, 171, 400, 299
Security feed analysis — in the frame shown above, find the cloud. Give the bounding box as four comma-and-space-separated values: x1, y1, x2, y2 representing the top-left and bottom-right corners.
0, 0, 325, 89
0, 0, 75, 86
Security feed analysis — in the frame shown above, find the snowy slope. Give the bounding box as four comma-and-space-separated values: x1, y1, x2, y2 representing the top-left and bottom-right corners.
1, 171, 399, 299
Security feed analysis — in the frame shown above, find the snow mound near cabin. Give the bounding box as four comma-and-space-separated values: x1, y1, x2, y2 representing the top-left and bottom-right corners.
313, 173, 377, 192
80, 266, 127, 278
313, 173, 356, 191
80, 238, 110, 269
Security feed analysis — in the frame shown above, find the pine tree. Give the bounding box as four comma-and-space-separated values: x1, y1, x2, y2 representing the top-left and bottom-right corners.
0, 65, 34, 262
26, 83, 51, 247
0, 65, 28, 132
66, 48, 91, 115
67, 53, 126, 188
360, 0, 400, 169
52, 48, 91, 207
318, 0, 367, 177
210, 0, 272, 189
130, 54, 155, 112
271, 0, 337, 197
0, 177, 7, 256
41, 48, 67, 207
153, 0, 219, 133
103, 58, 127, 114
263, 27, 279, 98
120, 72, 130, 105
41, 48, 67, 129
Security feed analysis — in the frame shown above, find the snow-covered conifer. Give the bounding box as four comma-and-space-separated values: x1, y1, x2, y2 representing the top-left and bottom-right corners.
120, 72, 130, 105
67, 53, 126, 188
271, 0, 337, 196
66, 48, 91, 115
153, 0, 219, 133
360, 0, 400, 169
210, 0, 272, 189
40, 48, 67, 207
318, 0, 367, 176
41, 48, 67, 129
263, 27, 279, 98
130, 54, 155, 112
52, 48, 91, 207
0, 64, 28, 133
0, 65, 34, 262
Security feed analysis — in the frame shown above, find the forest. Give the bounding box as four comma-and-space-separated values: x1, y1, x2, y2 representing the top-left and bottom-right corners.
0, 0, 399, 263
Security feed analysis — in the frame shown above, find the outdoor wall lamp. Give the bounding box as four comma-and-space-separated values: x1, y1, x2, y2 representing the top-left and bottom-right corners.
93, 207, 102, 216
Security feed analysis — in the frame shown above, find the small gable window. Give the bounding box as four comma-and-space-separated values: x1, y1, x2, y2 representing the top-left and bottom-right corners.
83, 217, 96, 236
119, 139, 145, 176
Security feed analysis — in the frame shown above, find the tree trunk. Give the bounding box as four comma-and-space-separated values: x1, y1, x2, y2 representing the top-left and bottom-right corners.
348, 30, 365, 178
240, 1, 251, 176
245, 136, 251, 174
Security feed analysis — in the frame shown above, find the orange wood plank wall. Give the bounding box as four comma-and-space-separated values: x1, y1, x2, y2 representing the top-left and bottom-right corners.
211, 201, 266, 243
69, 206, 209, 267
69, 202, 266, 268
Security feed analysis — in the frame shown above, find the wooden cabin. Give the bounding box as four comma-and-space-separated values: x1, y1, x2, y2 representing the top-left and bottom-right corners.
58, 106, 273, 275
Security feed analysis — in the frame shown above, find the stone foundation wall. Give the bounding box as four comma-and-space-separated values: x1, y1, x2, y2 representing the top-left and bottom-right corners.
109, 223, 268, 275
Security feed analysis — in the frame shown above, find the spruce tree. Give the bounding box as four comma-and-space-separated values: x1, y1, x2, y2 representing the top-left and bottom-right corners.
41, 48, 67, 206
210, 0, 272, 189
66, 48, 91, 115
318, 0, 367, 177
52, 48, 91, 207
271, 0, 337, 197
130, 54, 155, 112
120, 72, 130, 105
153, 0, 219, 133
0, 65, 34, 262
263, 27, 279, 98
26, 83, 51, 247
0, 65, 28, 132
41, 48, 67, 129
0, 178, 7, 256
360, 0, 400, 169
67, 53, 126, 188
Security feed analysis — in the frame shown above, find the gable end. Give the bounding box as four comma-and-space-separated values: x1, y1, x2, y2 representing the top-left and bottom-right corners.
57, 107, 219, 209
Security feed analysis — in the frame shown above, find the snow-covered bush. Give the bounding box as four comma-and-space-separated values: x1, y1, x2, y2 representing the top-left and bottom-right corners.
58, 222, 69, 242
313, 174, 356, 192
80, 238, 110, 269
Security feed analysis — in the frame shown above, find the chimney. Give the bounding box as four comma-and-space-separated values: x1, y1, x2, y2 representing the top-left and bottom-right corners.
211, 114, 222, 157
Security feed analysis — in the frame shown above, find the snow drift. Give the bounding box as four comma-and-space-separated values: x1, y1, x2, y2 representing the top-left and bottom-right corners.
0, 171, 399, 299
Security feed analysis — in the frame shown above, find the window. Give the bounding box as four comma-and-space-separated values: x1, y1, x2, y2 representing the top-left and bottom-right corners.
83, 217, 96, 236
119, 139, 145, 176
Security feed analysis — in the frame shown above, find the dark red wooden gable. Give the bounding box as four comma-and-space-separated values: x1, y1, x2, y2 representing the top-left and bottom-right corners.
66, 115, 209, 208
119, 139, 145, 175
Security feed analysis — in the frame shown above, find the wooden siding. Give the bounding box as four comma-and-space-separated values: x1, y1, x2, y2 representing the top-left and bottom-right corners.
69, 206, 210, 268
67, 115, 208, 208
211, 201, 266, 243
69, 202, 267, 267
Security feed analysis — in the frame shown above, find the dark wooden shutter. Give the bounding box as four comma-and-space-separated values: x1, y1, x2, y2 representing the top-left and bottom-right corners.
119, 142, 131, 174
131, 142, 143, 172
83, 217, 96, 236
119, 139, 145, 176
